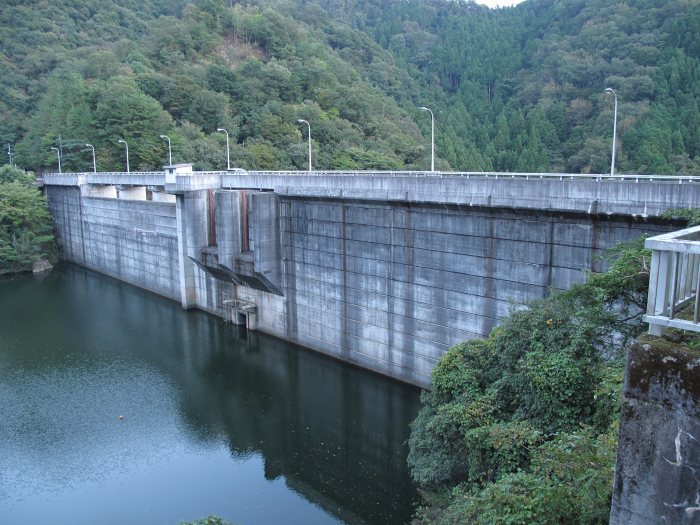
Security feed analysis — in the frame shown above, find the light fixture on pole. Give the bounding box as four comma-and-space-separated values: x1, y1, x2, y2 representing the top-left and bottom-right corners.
85, 143, 96, 173
118, 139, 129, 173
605, 88, 618, 177
51, 147, 61, 174
420, 107, 435, 172
297, 119, 312, 172
160, 134, 172, 166
217, 128, 230, 170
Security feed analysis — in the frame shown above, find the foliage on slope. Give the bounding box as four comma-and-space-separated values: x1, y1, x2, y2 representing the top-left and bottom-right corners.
0, 165, 56, 274
3, 0, 700, 174
309, 0, 700, 174
407, 239, 651, 524
9, 0, 424, 172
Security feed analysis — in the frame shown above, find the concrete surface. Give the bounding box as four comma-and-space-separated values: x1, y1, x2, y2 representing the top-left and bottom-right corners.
611, 336, 700, 525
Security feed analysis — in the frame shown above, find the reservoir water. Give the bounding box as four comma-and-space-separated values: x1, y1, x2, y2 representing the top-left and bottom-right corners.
0, 264, 421, 524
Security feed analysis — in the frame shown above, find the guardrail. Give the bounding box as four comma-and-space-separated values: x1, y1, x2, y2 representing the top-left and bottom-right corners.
246, 170, 700, 183
645, 225, 700, 335
41, 170, 700, 184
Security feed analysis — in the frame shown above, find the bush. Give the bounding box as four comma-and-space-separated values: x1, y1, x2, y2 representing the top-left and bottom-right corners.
413, 425, 619, 525
408, 239, 646, 523
0, 165, 56, 274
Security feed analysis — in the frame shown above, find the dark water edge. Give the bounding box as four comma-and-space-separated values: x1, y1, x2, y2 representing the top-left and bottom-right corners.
0, 263, 422, 525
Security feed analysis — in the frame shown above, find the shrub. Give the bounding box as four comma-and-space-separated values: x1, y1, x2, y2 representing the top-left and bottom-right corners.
0, 165, 56, 274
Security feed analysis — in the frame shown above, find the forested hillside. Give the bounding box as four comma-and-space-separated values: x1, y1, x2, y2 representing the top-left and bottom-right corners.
2, 0, 699, 174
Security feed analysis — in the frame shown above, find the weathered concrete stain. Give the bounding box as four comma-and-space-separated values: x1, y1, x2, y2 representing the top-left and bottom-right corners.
611, 336, 700, 524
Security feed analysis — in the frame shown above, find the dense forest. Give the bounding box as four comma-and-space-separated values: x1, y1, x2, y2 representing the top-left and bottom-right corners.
1, 0, 699, 174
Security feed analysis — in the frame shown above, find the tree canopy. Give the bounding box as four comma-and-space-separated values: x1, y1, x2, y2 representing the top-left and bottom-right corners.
0, 165, 56, 274
2, 0, 698, 173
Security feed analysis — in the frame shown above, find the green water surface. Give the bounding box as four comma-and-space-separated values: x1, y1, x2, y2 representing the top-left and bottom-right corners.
0, 264, 421, 525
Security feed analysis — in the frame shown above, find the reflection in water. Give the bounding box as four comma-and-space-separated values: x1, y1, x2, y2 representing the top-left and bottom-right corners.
0, 264, 421, 524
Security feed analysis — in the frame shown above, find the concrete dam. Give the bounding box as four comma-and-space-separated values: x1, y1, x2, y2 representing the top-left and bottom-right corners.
43, 168, 699, 387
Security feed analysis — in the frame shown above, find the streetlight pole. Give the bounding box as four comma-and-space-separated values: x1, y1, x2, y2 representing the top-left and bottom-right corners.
420, 107, 434, 172
297, 119, 312, 172
217, 128, 230, 170
85, 143, 96, 173
160, 134, 172, 166
51, 147, 61, 174
118, 139, 129, 173
605, 88, 618, 177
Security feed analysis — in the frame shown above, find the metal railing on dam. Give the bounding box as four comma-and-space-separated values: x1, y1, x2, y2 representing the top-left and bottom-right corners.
644, 225, 700, 335
246, 170, 700, 184
43, 169, 700, 183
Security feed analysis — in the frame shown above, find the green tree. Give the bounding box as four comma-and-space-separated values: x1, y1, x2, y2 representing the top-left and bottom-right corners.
0, 166, 56, 274
90, 77, 175, 170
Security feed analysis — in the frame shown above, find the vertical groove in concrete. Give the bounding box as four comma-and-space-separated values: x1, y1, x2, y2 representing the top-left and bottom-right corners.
78, 188, 87, 264
403, 206, 416, 373
484, 211, 497, 334
591, 218, 601, 273
341, 203, 350, 358
388, 209, 396, 368
546, 218, 555, 293
283, 199, 298, 341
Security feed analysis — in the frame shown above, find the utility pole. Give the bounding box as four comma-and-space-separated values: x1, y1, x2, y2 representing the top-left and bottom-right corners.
7, 144, 14, 167
51, 147, 61, 173
217, 128, 230, 170
420, 107, 435, 172
605, 88, 618, 177
160, 135, 172, 166
297, 119, 312, 172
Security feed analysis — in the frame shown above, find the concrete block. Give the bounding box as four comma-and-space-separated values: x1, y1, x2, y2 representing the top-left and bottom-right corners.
611, 341, 700, 525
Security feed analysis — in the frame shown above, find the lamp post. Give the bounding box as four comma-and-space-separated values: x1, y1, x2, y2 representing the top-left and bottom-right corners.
160, 134, 172, 166
297, 119, 312, 172
217, 128, 230, 170
51, 147, 61, 174
420, 107, 434, 172
85, 143, 96, 173
605, 88, 618, 176
118, 139, 129, 173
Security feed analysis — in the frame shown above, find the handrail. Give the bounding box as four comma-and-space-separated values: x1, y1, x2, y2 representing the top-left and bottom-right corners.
644, 225, 700, 335
42, 170, 700, 184
243, 170, 700, 183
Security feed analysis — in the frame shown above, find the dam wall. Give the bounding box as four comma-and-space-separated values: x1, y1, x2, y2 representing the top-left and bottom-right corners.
44, 170, 695, 386
46, 185, 181, 300
241, 198, 672, 385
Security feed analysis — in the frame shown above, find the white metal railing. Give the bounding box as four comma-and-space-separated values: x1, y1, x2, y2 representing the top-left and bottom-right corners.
234, 170, 700, 184
43, 171, 165, 177
645, 225, 700, 335
41, 170, 700, 184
